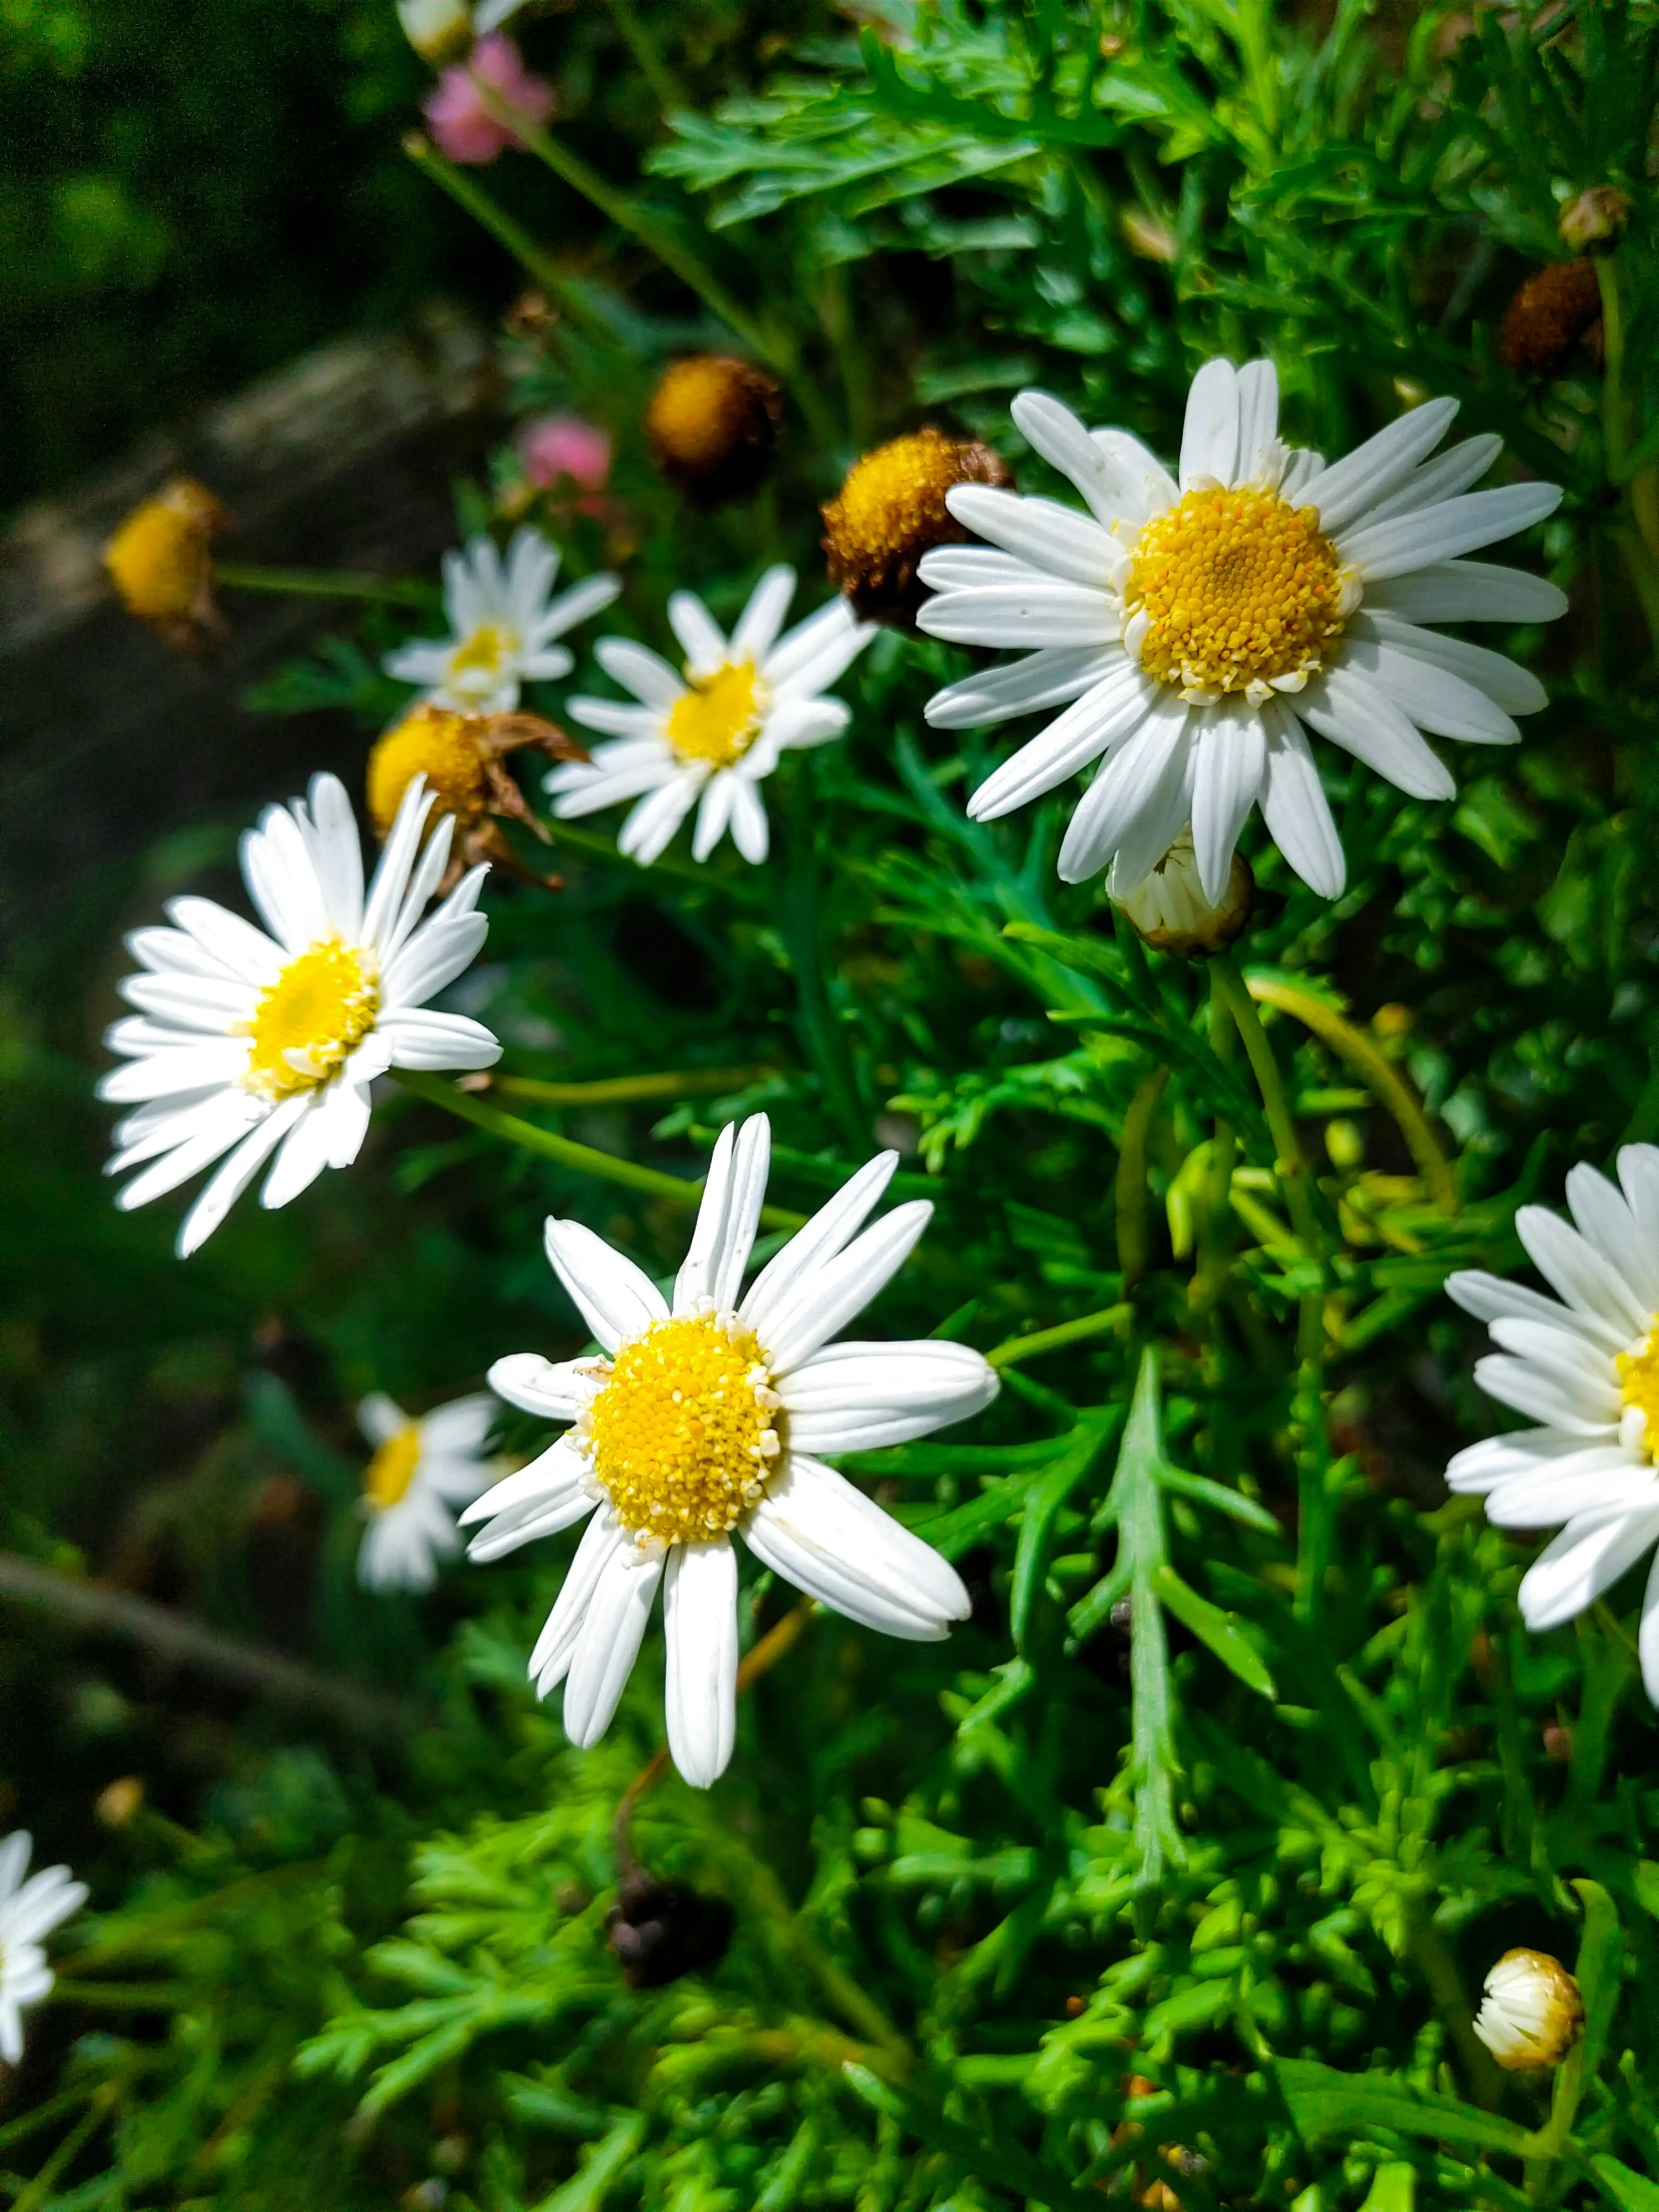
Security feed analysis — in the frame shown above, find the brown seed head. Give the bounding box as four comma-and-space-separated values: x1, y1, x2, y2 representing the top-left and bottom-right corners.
646, 355, 783, 506
823, 427, 1013, 627
104, 476, 230, 649
1499, 261, 1603, 375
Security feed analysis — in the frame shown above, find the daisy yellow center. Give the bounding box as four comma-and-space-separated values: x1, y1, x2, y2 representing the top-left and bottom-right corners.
365, 1423, 421, 1510
367, 706, 489, 835
1126, 484, 1347, 700
1617, 1328, 1659, 1462
826, 429, 966, 566
665, 660, 766, 769
105, 492, 213, 620
449, 622, 518, 683
587, 1313, 777, 1544
244, 940, 379, 1100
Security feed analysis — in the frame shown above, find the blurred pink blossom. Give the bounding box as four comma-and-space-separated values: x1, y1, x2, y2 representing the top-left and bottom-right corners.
423, 34, 553, 166
521, 414, 613, 496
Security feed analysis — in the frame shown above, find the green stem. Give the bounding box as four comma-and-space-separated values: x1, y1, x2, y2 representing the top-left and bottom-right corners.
496, 1066, 776, 1107
602, 0, 686, 112
392, 1069, 806, 1229
1403, 1909, 1506, 2111
214, 561, 430, 609
986, 1304, 1132, 1371
1210, 954, 1323, 1265
12, 2091, 114, 2212
403, 131, 613, 337
1114, 1065, 1169, 1289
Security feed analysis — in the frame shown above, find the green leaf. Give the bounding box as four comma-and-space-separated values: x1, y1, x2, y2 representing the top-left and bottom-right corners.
1152, 1565, 1277, 1699
1275, 2058, 1533, 2153
1572, 1878, 1624, 2083
1358, 2165, 1414, 2212
1592, 2156, 1659, 2212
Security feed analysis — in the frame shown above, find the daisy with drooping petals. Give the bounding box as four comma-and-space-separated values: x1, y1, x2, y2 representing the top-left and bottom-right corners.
0, 1831, 87, 2066
357, 1391, 501, 1593
384, 527, 620, 714
463, 1114, 997, 1786
917, 358, 1566, 902
545, 566, 874, 866
100, 773, 501, 1257
1446, 1145, 1659, 1699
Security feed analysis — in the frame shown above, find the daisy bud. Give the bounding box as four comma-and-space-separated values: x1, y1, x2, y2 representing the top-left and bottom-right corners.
397, 0, 471, 62
1558, 185, 1632, 255
606, 1866, 734, 1988
1111, 830, 1255, 958
103, 475, 229, 651
645, 355, 783, 507
1472, 1947, 1584, 2071
823, 426, 1013, 628
95, 1776, 145, 1828
1499, 261, 1602, 376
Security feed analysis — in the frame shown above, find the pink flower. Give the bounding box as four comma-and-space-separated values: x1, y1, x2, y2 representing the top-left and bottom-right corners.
520, 414, 613, 496
423, 34, 553, 166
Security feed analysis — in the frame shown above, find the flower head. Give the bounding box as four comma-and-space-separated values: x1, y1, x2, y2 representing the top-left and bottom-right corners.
546, 565, 873, 866
520, 413, 612, 499
1500, 262, 1602, 376
104, 476, 229, 650
645, 356, 783, 507
1473, 1948, 1584, 2070
1445, 1145, 1659, 1697
918, 358, 1565, 902
357, 1391, 500, 1592
1112, 828, 1254, 957
367, 703, 585, 889
422, 33, 553, 165
0, 1832, 87, 2066
823, 427, 1013, 627
384, 527, 620, 714
100, 773, 501, 1256
463, 1114, 998, 1786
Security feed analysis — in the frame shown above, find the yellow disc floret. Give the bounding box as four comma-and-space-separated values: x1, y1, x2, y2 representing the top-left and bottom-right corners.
104, 476, 225, 622
823, 427, 1012, 625
447, 622, 519, 693
365, 1423, 422, 1510
243, 940, 379, 1101
586, 1313, 779, 1544
665, 660, 766, 769
1617, 1328, 1659, 1462
1126, 484, 1348, 702
368, 706, 490, 835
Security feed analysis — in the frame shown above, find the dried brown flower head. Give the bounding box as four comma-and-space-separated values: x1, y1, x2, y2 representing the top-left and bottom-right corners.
823, 426, 1013, 627
1499, 261, 1603, 376
367, 703, 587, 890
104, 476, 231, 651
646, 355, 783, 506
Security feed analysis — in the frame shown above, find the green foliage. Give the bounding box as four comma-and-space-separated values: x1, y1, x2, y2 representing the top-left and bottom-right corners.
9, 0, 1659, 2206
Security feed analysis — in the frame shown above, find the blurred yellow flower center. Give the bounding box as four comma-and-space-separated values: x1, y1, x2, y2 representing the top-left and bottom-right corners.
367, 706, 489, 835
365, 1423, 421, 1510
448, 622, 518, 686
826, 428, 965, 568
244, 940, 379, 1100
666, 660, 766, 768
1617, 1329, 1659, 1461
1127, 485, 1347, 701
104, 479, 220, 619
648, 357, 748, 465
587, 1314, 777, 1544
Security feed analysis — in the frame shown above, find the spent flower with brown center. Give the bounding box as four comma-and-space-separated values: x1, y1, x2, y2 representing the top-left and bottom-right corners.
646, 355, 783, 506
367, 704, 587, 890
1473, 1948, 1584, 2070
104, 476, 231, 651
1499, 261, 1603, 376
824, 427, 1013, 626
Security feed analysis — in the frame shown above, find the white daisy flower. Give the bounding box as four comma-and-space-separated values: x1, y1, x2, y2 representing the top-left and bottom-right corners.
384, 526, 621, 714
100, 772, 501, 1257
1446, 1145, 1659, 1698
0, 1831, 87, 2066
462, 1113, 997, 1786
357, 1391, 501, 1593
917, 358, 1566, 901
545, 564, 874, 866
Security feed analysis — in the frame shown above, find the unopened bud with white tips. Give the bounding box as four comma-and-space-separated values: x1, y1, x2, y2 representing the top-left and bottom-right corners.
1110, 830, 1255, 959
1473, 1947, 1584, 2071
397, 0, 471, 61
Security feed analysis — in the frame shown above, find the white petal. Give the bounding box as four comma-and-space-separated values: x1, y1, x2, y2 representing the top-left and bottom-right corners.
261, 1098, 335, 1211
1259, 701, 1346, 897
1359, 613, 1547, 716
551, 756, 679, 820
382, 913, 489, 1010
1486, 1315, 1621, 1403
1089, 427, 1179, 519
1487, 1461, 1657, 1530
420, 1392, 498, 1460
765, 698, 848, 752
544, 1217, 670, 1353
162, 898, 285, 988
781, 1340, 998, 1452
595, 637, 687, 709
359, 1391, 407, 1447
925, 646, 1122, 732
1447, 1268, 1628, 1354
1010, 390, 1133, 528
732, 564, 798, 662
663, 1539, 740, 1788
488, 1352, 599, 1421
943, 485, 1118, 587
1309, 397, 1457, 536
529, 1508, 628, 1688
1366, 560, 1568, 625
534, 570, 622, 644
1342, 628, 1519, 746
744, 1455, 969, 1638
113, 1095, 261, 1212
1519, 1506, 1659, 1632
1357, 432, 1501, 526
120, 971, 255, 1030
360, 777, 435, 952
741, 1151, 897, 1335
1300, 663, 1456, 801
618, 776, 701, 865
1447, 1427, 1625, 1495
758, 1201, 934, 1376
0, 1833, 31, 1905
918, 546, 1049, 591
916, 579, 1118, 650
727, 779, 771, 864
1639, 1550, 1659, 1707
1516, 1206, 1651, 1338
765, 595, 863, 688
965, 664, 1153, 822
240, 803, 329, 953
1474, 1352, 1621, 1433
98, 1039, 252, 1103
177, 1095, 308, 1255
1620, 1146, 1659, 1250
1565, 1161, 1659, 1313
1235, 359, 1279, 481
1179, 357, 1240, 490
1056, 698, 1189, 882
300, 773, 366, 941
1338, 482, 1563, 580
1190, 703, 1267, 901
379, 1008, 501, 1071
677, 1114, 771, 1314
380, 814, 455, 966
562, 1542, 663, 1748
565, 697, 663, 740
667, 591, 730, 675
